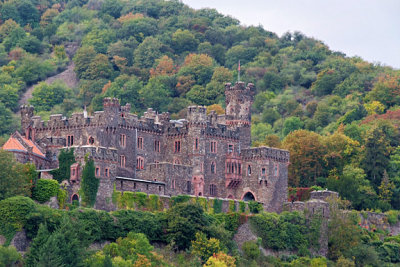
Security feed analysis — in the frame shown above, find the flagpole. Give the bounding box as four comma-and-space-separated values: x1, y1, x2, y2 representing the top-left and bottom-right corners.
238, 60, 240, 82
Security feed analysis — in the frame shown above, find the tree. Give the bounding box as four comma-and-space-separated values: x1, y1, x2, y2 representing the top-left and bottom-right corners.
25, 223, 51, 267
172, 29, 199, 54
80, 157, 99, 207
378, 170, 395, 203
166, 202, 210, 250
283, 116, 304, 136
133, 37, 162, 68
179, 54, 214, 85
29, 81, 71, 112
82, 54, 114, 80
150, 56, 177, 77
191, 232, 221, 263
0, 245, 21, 267
204, 252, 236, 267
283, 130, 326, 187
0, 150, 31, 201
73, 46, 97, 79
139, 76, 172, 112
365, 72, 400, 108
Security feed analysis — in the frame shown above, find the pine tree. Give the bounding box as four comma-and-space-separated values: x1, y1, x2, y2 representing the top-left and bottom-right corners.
80, 156, 99, 207
25, 223, 50, 267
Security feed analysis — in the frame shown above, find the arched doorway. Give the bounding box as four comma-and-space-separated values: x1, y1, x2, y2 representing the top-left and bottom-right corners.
71, 194, 79, 202
243, 192, 255, 201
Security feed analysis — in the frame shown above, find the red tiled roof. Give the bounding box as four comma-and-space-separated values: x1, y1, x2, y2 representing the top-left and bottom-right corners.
22, 137, 45, 157
2, 135, 45, 158
2, 137, 26, 152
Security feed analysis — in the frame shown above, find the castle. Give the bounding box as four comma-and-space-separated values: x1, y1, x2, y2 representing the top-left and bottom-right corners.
3, 82, 289, 211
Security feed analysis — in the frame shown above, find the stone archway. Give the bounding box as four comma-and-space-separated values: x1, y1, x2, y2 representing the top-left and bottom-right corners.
71, 194, 79, 202
242, 191, 255, 201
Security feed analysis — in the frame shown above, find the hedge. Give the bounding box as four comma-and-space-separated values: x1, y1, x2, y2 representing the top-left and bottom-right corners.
32, 179, 59, 203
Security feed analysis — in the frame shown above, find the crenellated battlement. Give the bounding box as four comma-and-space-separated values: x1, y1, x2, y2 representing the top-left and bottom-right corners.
241, 146, 290, 162
74, 146, 119, 162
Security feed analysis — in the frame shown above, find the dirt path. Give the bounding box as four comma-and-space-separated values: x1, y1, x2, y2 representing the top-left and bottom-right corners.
18, 61, 78, 106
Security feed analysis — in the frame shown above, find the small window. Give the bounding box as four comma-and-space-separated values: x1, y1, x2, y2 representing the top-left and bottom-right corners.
136, 157, 144, 170
210, 141, 217, 153
120, 180, 123, 189
88, 136, 95, 145
120, 134, 126, 147
238, 164, 241, 174
210, 184, 217, 196
137, 137, 143, 149
95, 167, 100, 177
194, 138, 199, 150
211, 162, 216, 174
154, 140, 160, 152
173, 158, 181, 165
146, 184, 149, 190
186, 181, 191, 193
67, 135, 74, 146
104, 168, 109, 177
159, 186, 162, 192
72, 169, 76, 176
174, 140, 181, 153
134, 182, 136, 189
228, 144, 233, 153
247, 165, 251, 175
120, 155, 126, 168
274, 164, 279, 176
226, 162, 230, 174
262, 168, 266, 175
171, 179, 176, 189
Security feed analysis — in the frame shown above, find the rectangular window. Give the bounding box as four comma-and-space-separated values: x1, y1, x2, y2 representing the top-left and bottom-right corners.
134, 182, 136, 189
67, 135, 74, 146
154, 140, 160, 152
174, 140, 181, 153
120, 134, 126, 147
120, 155, 126, 168
72, 169, 76, 176
186, 181, 191, 193
274, 164, 279, 176
210, 141, 217, 153
262, 168, 266, 175
228, 144, 233, 153
137, 137, 143, 150
194, 138, 199, 151
95, 167, 100, 177
104, 168, 109, 177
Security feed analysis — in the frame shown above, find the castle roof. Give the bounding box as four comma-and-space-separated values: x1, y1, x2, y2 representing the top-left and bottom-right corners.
2, 131, 46, 159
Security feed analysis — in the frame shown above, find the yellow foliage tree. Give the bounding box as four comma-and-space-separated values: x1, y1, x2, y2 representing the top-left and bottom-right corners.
364, 101, 385, 115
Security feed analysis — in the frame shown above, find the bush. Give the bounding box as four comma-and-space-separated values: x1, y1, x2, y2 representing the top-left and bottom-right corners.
228, 200, 236, 212
0, 196, 36, 232
57, 188, 67, 209
386, 210, 399, 225
32, 179, 59, 203
171, 195, 191, 206
248, 201, 263, 214
239, 201, 246, 213
213, 199, 223, 214
0, 245, 22, 266
242, 240, 260, 260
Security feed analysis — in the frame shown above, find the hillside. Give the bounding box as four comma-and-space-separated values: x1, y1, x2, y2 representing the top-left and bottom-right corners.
1, 0, 400, 266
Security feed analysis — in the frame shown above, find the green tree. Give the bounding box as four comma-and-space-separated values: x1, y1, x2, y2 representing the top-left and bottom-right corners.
172, 29, 199, 54
0, 150, 31, 200
29, 81, 71, 112
166, 202, 210, 250
191, 232, 221, 263
139, 76, 172, 111
133, 36, 162, 68
0, 245, 21, 267
80, 156, 99, 207
25, 223, 51, 267
283, 116, 304, 136
82, 54, 114, 80
73, 46, 97, 79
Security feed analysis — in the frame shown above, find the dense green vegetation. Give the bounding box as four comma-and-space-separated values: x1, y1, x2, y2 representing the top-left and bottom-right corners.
0, 0, 399, 212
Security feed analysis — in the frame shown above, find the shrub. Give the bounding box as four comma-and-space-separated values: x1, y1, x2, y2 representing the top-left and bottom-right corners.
0, 245, 22, 266
134, 192, 148, 208
239, 201, 246, 213
57, 188, 67, 209
122, 191, 135, 209
248, 201, 263, 214
0, 196, 36, 231
171, 195, 191, 206
213, 198, 223, 214
242, 240, 260, 260
228, 200, 236, 212
386, 210, 399, 225
149, 194, 161, 211
32, 179, 59, 203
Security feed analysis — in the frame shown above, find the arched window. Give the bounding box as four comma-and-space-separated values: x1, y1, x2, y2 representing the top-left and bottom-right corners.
210, 184, 217, 196
136, 157, 144, 169
247, 165, 252, 175
88, 136, 94, 145
173, 158, 181, 165
211, 162, 216, 174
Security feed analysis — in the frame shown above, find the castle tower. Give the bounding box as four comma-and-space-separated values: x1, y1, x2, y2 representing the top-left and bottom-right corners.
20, 105, 34, 138
225, 82, 256, 148
103, 98, 121, 126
